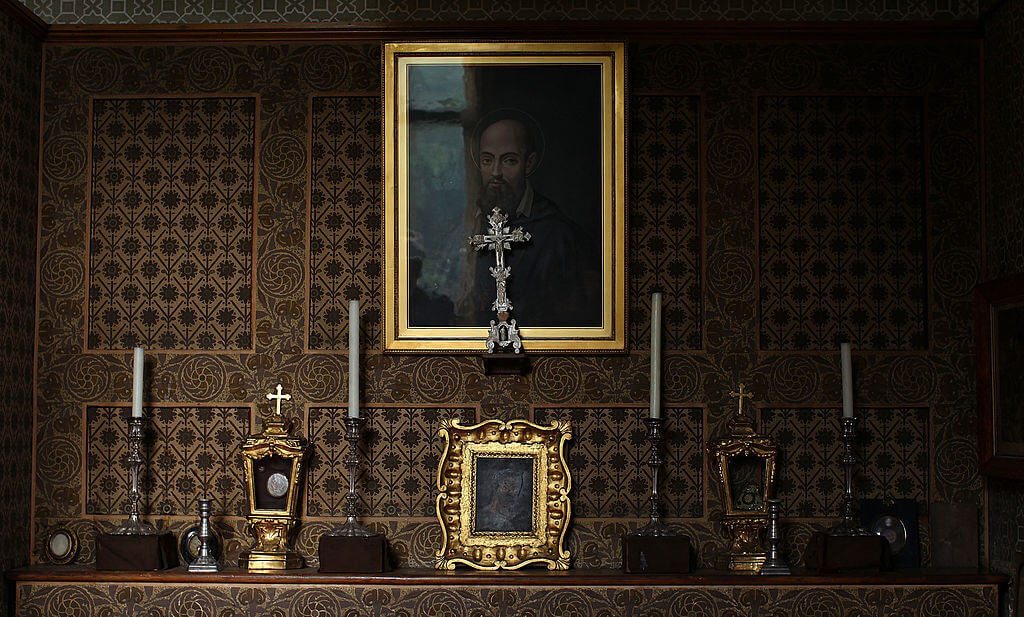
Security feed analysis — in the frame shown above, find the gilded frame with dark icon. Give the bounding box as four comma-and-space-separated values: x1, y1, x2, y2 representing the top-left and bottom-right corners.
976, 274, 1024, 478
383, 41, 627, 353
435, 418, 572, 570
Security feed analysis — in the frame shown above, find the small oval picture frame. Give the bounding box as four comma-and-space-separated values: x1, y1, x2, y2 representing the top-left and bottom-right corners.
46, 528, 77, 565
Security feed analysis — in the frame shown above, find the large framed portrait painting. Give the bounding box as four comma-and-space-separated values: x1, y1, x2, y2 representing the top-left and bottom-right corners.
383, 42, 626, 352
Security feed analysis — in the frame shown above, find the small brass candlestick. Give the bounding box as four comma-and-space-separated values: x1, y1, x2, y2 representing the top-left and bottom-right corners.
327, 416, 380, 537
111, 416, 157, 535
633, 417, 675, 536
830, 416, 871, 536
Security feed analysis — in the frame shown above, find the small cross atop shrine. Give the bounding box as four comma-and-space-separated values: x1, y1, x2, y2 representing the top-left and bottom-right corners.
728, 383, 755, 433
729, 383, 754, 419
468, 207, 531, 353
266, 383, 291, 417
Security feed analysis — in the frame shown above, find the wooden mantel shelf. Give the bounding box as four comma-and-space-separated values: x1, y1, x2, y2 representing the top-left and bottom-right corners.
8, 566, 1007, 586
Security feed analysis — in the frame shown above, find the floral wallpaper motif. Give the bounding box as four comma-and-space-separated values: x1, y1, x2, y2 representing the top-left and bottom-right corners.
21, 0, 978, 24
0, 8, 41, 617
758, 96, 926, 351
308, 96, 381, 350
630, 96, 701, 351
305, 405, 475, 517
764, 407, 928, 517
33, 40, 981, 585
984, 0, 1024, 282
85, 405, 250, 516
88, 97, 255, 351
534, 406, 703, 518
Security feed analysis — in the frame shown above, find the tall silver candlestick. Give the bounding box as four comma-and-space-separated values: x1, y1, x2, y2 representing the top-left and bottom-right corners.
830, 416, 871, 535
633, 417, 675, 536
189, 498, 219, 572
327, 417, 380, 537
111, 416, 157, 535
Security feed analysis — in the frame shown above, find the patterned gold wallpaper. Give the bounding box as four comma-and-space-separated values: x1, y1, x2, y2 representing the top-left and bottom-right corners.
0, 7, 41, 617
758, 96, 927, 351
983, 0, 1024, 586
34, 40, 982, 572
21, 0, 979, 24
88, 97, 256, 351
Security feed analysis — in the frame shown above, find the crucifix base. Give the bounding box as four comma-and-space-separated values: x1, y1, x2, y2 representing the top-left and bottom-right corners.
485, 314, 523, 354
482, 352, 530, 376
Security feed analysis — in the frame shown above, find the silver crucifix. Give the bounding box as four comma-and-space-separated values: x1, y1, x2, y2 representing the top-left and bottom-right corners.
468, 207, 531, 353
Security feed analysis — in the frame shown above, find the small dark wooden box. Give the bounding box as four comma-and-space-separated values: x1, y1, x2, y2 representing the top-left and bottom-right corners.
622, 534, 692, 574
803, 531, 892, 572
96, 532, 179, 571
318, 534, 391, 573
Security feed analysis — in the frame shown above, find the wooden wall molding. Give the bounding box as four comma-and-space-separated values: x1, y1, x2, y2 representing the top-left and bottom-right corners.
0, 0, 48, 39
43, 19, 981, 45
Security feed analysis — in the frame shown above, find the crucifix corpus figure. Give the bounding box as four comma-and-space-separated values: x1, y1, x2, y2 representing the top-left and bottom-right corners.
468, 207, 531, 353
267, 383, 291, 417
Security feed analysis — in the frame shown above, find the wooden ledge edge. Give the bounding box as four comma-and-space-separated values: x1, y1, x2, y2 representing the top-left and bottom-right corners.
7, 566, 1009, 587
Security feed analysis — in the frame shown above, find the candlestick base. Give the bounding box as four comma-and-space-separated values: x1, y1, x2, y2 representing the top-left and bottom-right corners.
804, 531, 891, 572
622, 533, 692, 573
632, 518, 676, 537
319, 533, 390, 573
326, 517, 380, 538
96, 532, 178, 570
827, 521, 874, 536
110, 518, 158, 536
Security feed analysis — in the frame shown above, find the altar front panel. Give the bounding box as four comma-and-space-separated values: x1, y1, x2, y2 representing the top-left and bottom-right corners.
13, 572, 1001, 617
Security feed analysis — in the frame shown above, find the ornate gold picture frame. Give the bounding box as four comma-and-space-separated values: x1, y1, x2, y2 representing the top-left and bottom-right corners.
383, 41, 627, 352
435, 418, 572, 570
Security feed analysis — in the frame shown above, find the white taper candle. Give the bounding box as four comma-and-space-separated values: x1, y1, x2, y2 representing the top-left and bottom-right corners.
841, 342, 854, 419
650, 293, 662, 419
132, 347, 144, 418
348, 300, 360, 419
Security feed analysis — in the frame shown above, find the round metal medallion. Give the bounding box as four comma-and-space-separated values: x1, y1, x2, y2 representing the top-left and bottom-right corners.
872, 514, 908, 555
266, 472, 290, 498
179, 525, 221, 565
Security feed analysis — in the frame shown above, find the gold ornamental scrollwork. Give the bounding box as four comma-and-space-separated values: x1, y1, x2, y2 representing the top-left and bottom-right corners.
435, 418, 572, 570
